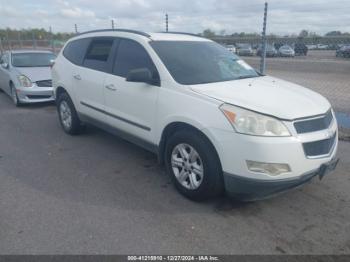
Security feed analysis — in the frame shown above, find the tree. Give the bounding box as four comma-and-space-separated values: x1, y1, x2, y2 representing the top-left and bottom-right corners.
325, 31, 342, 36
299, 30, 309, 38
202, 29, 216, 38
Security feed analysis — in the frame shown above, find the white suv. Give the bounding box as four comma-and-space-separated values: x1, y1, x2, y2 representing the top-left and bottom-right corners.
52, 29, 339, 201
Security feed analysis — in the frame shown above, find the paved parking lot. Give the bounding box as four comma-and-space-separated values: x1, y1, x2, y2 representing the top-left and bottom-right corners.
244, 50, 350, 114
0, 90, 350, 254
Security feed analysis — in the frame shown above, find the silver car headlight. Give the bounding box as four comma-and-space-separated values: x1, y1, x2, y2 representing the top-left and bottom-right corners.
18, 75, 33, 87
220, 104, 291, 137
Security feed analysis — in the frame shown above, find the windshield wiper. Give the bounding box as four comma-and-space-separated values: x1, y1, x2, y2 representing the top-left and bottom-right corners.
237, 75, 260, 80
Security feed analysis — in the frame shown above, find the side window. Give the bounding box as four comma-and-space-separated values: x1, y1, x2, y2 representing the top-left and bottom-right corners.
1, 53, 9, 64
63, 38, 90, 65
83, 38, 114, 73
114, 39, 158, 78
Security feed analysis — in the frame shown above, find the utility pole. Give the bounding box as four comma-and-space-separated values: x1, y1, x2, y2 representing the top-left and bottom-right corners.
49, 26, 55, 53
75, 24, 78, 34
32, 31, 37, 49
18, 30, 22, 49
6, 29, 11, 50
111, 19, 115, 29
165, 13, 169, 32
260, 2, 268, 74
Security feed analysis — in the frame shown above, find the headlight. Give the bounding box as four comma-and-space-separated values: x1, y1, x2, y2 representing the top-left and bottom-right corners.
220, 104, 291, 137
18, 75, 32, 87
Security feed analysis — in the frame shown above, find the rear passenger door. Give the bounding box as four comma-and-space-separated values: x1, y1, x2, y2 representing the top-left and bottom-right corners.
75, 37, 118, 120
103, 39, 160, 143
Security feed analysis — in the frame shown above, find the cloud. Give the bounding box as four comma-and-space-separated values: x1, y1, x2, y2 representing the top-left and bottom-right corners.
60, 7, 95, 18
0, 0, 348, 34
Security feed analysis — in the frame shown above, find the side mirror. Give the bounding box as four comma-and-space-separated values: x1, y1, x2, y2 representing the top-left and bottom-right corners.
126, 68, 160, 86
1, 63, 9, 69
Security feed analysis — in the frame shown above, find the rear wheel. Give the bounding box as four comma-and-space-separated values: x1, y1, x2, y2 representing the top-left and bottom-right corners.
165, 129, 224, 201
57, 92, 83, 135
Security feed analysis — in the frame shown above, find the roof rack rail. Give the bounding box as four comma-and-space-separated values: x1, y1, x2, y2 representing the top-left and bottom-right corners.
162, 31, 201, 37
76, 29, 151, 38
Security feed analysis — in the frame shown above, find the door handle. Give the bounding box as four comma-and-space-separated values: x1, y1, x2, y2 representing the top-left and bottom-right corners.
105, 84, 117, 91
73, 74, 82, 80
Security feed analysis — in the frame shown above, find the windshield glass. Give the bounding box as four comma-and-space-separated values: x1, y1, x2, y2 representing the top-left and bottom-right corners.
150, 41, 259, 85
12, 53, 56, 67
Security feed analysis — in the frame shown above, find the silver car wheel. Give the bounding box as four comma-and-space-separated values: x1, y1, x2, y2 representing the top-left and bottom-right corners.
59, 101, 72, 130
171, 143, 204, 190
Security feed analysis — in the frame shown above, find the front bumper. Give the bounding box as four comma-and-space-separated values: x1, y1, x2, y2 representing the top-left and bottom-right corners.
224, 158, 339, 201
203, 117, 338, 200
16, 86, 54, 103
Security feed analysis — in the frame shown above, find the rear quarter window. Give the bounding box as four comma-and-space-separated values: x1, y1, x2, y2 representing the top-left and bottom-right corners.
63, 38, 91, 65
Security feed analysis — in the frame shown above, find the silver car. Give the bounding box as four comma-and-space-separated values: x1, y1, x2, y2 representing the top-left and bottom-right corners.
278, 45, 295, 57
0, 50, 56, 106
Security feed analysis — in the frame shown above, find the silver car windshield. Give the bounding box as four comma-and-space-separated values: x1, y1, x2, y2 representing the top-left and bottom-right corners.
151, 41, 259, 85
12, 53, 56, 67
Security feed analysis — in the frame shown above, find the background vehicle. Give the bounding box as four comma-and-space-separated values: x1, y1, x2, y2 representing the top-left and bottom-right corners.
226, 44, 236, 53
278, 45, 295, 57
294, 42, 308, 56
317, 44, 329, 50
53, 30, 338, 202
256, 44, 277, 57
0, 50, 56, 106
236, 43, 254, 56
336, 45, 350, 58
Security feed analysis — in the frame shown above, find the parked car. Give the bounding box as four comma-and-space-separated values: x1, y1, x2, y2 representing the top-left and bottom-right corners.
236, 43, 254, 56
294, 42, 308, 56
278, 45, 295, 57
316, 44, 328, 50
0, 50, 56, 106
256, 44, 277, 57
306, 44, 317, 50
336, 45, 350, 58
226, 44, 236, 54
52, 30, 338, 201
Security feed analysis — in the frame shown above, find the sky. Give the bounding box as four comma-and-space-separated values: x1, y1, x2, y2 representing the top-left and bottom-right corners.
0, 0, 349, 35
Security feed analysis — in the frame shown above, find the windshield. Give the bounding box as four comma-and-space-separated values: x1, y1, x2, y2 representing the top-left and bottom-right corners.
150, 41, 259, 85
12, 53, 56, 67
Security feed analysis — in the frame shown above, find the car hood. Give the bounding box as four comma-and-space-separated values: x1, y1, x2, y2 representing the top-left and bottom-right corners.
14, 67, 52, 82
190, 76, 330, 120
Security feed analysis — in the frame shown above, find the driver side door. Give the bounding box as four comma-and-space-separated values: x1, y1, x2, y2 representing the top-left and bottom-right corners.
103, 39, 160, 144
0, 53, 11, 95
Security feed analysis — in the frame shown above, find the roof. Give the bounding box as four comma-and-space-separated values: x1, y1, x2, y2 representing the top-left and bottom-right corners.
73, 29, 209, 42
149, 32, 209, 42
10, 49, 54, 54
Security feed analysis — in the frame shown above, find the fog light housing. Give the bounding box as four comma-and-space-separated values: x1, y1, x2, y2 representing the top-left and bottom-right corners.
246, 161, 291, 176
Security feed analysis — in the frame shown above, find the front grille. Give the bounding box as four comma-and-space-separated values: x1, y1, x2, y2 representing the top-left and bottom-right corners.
303, 132, 337, 157
36, 80, 52, 87
27, 95, 52, 99
294, 110, 333, 134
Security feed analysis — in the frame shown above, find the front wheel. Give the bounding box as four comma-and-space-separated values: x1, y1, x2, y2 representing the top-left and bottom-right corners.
165, 130, 224, 201
57, 92, 83, 135
10, 84, 21, 107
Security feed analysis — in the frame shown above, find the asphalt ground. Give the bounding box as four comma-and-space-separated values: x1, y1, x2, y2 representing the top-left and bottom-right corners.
0, 89, 349, 254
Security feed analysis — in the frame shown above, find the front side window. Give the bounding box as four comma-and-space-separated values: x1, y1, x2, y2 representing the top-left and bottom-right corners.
151, 41, 259, 85
114, 39, 158, 78
12, 53, 56, 67
83, 38, 114, 72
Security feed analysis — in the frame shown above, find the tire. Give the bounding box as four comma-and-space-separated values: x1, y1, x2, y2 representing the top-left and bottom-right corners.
165, 129, 224, 201
10, 84, 21, 107
56, 92, 83, 135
